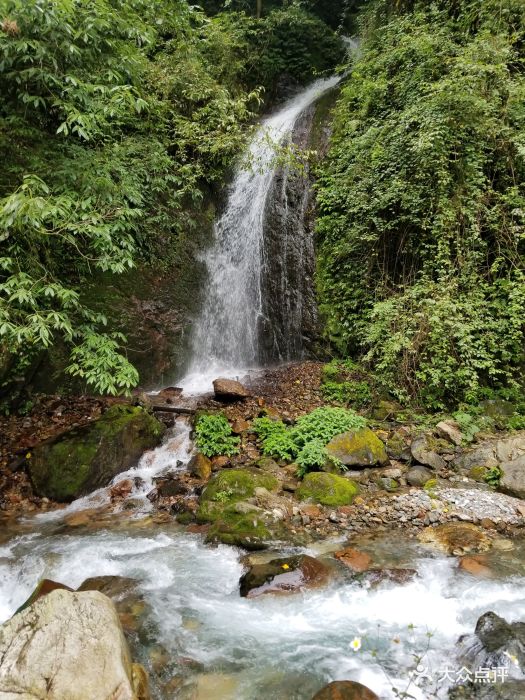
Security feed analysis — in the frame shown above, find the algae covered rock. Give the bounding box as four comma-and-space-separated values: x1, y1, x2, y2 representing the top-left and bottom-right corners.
197, 469, 280, 549
0, 589, 149, 700
326, 428, 388, 467
29, 405, 165, 501
296, 472, 358, 506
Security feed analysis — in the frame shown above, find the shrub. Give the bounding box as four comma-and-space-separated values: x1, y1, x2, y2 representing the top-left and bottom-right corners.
195, 414, 240, 457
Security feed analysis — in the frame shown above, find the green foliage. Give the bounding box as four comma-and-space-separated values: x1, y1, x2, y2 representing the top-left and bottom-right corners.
195, 414, 240, 457
484, 466, 502, 488
316, 0, 525, 408
322, 380, 372, 407
507, 413, 525, 431
450, 411, 481, 443
253, 407, 366, 474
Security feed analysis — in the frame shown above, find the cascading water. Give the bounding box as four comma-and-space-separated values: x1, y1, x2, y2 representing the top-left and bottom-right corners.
182, 76, 340, 393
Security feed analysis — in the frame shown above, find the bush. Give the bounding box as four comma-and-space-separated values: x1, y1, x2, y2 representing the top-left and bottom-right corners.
253, 407, 367, 474
195, 414, 240, 457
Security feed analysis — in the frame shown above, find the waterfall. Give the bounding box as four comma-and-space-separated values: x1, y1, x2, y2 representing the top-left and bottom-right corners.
182, 76, 340, 392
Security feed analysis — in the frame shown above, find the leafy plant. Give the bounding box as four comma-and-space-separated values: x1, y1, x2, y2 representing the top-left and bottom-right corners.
484, 466, 502, 488
450, 411, 481, 444
195, 414, 240, 458
253, 407, 366, 475
322, 380, 372, 407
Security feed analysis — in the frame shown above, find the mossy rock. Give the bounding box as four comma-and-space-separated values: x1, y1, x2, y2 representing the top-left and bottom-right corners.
296, 472, 358, 506
326, 428, 388, 467
29, 405, 165, 501
469, 465, 490, 482
199, 469, 279, 508
205, 510, 272, 550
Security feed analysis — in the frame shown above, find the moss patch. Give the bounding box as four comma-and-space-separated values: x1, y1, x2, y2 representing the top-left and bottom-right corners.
326, 427, 388, 467
296, 472, 358, 506
29, 405, 165, 501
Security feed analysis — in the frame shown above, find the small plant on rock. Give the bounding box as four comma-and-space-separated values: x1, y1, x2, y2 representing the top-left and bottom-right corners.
195, 414, 240, 458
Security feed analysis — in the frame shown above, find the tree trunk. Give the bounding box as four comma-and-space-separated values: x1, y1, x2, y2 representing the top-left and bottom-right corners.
256, 0, 262, 19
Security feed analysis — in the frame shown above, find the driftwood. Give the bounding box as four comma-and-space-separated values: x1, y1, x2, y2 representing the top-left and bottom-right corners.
151, 405, 195, 415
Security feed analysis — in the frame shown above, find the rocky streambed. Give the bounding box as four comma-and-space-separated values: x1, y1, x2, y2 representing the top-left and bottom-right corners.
0, 363, 524, 699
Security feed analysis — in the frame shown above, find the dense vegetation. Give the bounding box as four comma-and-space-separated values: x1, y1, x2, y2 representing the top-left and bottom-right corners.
0, 0, 342, 398
317, 0, 525, 408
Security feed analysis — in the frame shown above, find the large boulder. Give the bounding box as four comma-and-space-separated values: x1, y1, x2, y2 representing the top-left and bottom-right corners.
311, 681, 379, 700
499, 454, 525, 499
326, 428, 388, 467
197, 468, 281, 549
29, 405, 165, 501
212, 378, 250, 400
0, 589, 149, 699
240, 554, 330, 598
296, 472, 358, 507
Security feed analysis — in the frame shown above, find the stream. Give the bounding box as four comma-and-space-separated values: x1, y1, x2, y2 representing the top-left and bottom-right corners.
1, 70, 525, 700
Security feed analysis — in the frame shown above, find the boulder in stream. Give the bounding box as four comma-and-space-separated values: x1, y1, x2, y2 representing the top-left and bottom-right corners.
418, 522, 491, 555
0, 589, 149, 699
296, 472, 359, 506
29, 405, 165, 501
240, 554, 330, 597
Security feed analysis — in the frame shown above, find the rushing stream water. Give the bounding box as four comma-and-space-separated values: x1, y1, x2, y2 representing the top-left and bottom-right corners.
1, 70, 525, 700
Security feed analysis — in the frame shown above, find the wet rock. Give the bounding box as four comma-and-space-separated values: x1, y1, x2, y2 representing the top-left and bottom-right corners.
192, 673, 239, 700
436, 420, 465, 446
334, 547, 372, 572
212, 378, 250, 400
29, 405, 165, 501
362, 568, 417, 587
458, 555, 493, 578
156, 386, 183, 404
311, 680, 380, 700
456, 611, 525, 683
155, 477, 189, 497
499, 455, 525, 499
419, 522, 491, 555
326, 428, 388, 467
211, 455, 230, 471
0, 589, 149, 699
189, 452, 212, 481
15, 578, 74, 615
296, 472, 359, 507
110, 478, 134, 501
231, 418, 250, 434
406, 465, 434, 487
410, 433, 448, 470
240, 554, 330, 598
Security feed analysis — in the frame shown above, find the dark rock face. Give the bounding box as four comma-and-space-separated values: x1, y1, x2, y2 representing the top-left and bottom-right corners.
258, 105, 319, 363
240, 554, 330, 598
311, 680, 379, 700
29, 405, 165, 501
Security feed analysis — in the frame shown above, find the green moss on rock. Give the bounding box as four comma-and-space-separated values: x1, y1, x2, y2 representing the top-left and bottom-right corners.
29, 405, 165, 501
296, 472, 358, 506
205, 511, 272, 550
199, 469, 279, 507
326, 428, 388, 467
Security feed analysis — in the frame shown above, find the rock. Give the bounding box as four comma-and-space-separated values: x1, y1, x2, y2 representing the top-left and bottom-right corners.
296, 472, 359, 507
326, 428, 388, 467
418, 522, 491, 555
311, 680, 379, 700
386, 430, 412, 461
458, 555, 493, 578
499, 454, 525, 499
240, 554, 330, 598
110, 478, 134, 500
480, 399, 515, 426
29, 405, 165, 501
334, 547, 372, 572
377, 477, 398, 492
197, 469, 280, 549
371, 400, 401, 421
15, 579, 74, 615
453, 435, 525, 473
212, 378, 250, 400
0, 589, 149, 699
156, 386, 183, 403
456, 611, 525, 683
362, 568, 417, 587
211, 455, 230, 470
231, 418, 250, 434
189, 453, 212, 480
449, 680, 525, 700
436, 420, 464, 446
192, 673, 239, 699
406, 465, 434, 487
410, 433, 448, 470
